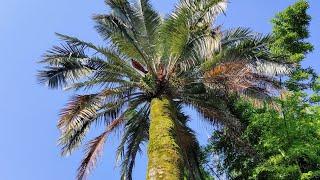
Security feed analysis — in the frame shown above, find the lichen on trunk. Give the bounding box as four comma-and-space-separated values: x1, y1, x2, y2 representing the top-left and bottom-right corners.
147, 97, 183, 180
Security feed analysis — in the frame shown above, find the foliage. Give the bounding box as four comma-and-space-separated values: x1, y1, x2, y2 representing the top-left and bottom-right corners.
38, 0, 294, 179
249, 92, 320, 179
202, 1, 320, 180
205, 89, 320, 180
270, 0, 313, 63
270, 0, 316, 92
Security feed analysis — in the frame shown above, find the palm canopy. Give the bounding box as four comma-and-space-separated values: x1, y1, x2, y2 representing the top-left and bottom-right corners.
38, 0, 292, 179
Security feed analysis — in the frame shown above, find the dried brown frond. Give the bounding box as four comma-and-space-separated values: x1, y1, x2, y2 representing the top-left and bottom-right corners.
204, 61, 282, 107
58, 95, 100, 133
77, 132, 108, 180
77, 116, 125, 180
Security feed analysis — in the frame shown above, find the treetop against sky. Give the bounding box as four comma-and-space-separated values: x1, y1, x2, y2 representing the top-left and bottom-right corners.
0, 1, 319, 180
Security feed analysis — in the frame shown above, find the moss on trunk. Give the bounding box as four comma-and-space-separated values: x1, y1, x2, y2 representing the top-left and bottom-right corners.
147, 97, 183, 180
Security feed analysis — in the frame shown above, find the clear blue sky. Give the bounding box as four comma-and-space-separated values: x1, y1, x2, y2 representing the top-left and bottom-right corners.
1, 0, 319, 179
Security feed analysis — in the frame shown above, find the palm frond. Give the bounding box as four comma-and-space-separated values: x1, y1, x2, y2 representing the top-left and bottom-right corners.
40, 43, 88, 65
38, 44, 95, 89
203, 61, 283, 102
253, 60, 293, 76
180, 85, 244, 135
58, 86, 137, 156
58, 95, 101, 133
161, 0, 227, 74
56, 33, 143, 80
177, 0, 227, 26
77, 115, 125, 180
136, 0, 162, 49
58, 94, 101, 155
221, 27, 255, 47
175, 112, 203, 180
104, 0, 155, 69
93, 14, 149, 67
59, 120, 91, 156
118, 107, 149, 180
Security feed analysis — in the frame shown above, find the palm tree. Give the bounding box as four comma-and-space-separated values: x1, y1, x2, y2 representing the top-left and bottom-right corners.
38, 0, 292, 179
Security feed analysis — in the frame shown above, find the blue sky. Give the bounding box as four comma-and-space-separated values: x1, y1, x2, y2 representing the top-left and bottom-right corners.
0, 0, 319, 180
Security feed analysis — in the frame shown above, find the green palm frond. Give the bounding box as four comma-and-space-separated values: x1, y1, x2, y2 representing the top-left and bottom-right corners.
135, 0, 162, 49
177, 0, 227, 26
41, 43, 88, 65
93, 0, 160, 70
117, 106, 149, 180
94, 14, 148, 62
159, 0, 227, 73
38, 44, 95, 89
221, 27, 254, 47
56, 33, 143, 79
175, 111, 203, 180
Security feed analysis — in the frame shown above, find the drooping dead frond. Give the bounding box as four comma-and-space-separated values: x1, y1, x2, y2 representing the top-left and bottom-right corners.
77, 132, 108, 180
204, 61, 285, 104
77, 116, 125, 180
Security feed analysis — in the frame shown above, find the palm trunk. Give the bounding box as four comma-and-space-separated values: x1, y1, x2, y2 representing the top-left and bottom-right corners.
147, 97, 183, 180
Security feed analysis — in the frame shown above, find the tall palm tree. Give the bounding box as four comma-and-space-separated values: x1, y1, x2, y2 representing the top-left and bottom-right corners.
38, 0, 292, 179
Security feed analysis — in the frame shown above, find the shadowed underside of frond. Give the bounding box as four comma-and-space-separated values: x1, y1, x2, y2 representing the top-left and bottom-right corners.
176, 119, 204, 180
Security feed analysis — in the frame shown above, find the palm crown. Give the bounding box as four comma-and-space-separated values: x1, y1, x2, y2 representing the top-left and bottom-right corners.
39, 0, 292, 179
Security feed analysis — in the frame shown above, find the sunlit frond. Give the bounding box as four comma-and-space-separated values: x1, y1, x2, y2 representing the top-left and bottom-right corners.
253, 60, 293, 76
134, 0, 162, 59
93, 14, 148, 63
221, 27, 255, 47
38, 44, 96, 89
159, 0, 227, 73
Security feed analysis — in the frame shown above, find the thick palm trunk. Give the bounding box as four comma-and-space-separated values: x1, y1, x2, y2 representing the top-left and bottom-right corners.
147, 97, 183, 180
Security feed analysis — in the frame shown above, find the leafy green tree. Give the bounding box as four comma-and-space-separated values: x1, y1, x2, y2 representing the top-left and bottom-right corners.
208, 90, 320, 180
203, 1, 320, 179
38, 0, 291, 179
270, 0, 313, 63
270, 0, 316, 92
249, 92, 320, 179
